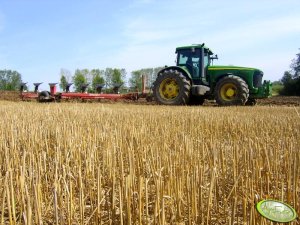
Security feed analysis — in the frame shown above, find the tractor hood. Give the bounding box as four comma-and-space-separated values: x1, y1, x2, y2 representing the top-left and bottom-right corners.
207, 65, 271, 98
208, 65, 261, 72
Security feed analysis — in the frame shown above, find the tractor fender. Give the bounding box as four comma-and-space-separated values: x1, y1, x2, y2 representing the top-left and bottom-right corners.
213, 72, 251, 91
157, 66, 192, 81
212, 73, 234, 90
215, 73, 233, 82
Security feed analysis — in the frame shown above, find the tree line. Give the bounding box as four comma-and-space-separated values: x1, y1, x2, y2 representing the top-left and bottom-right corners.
60, 68, 127, 92
0, 70, 22, 91
0, 67, 163, 93
274, 49, 300, 96
60, 67, 163, 93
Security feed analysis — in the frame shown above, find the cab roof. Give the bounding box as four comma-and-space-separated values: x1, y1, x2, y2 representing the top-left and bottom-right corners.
176, 43, 214, 55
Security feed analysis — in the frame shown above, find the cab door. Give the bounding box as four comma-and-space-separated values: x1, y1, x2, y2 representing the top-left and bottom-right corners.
177, 49, 202, 84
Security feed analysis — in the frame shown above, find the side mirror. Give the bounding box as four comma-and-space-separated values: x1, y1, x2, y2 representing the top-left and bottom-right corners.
210, 54, 218, 60
210, 54, 218, 66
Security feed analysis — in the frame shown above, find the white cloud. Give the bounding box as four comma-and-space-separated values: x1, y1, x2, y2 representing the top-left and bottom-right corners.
206, 14, 300, 51
115, 0, 300, 81
121, 0, 300, 51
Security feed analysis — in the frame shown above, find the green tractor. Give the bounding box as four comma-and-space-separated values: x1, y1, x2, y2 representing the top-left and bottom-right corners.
153, 44, 272, 106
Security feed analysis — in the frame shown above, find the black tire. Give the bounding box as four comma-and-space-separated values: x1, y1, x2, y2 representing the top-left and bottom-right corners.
189, 96, 205, 105
38, 91, 50, 103
214, 75, 249, 106
153, 69, 191, 105
245, 98, 257, 106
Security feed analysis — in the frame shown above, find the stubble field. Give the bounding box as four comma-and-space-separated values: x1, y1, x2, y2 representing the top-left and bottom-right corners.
0, 101, 299, 224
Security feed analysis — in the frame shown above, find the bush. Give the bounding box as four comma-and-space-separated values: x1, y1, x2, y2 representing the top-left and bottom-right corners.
280, 50, 300, 96
271, 81, 284, 95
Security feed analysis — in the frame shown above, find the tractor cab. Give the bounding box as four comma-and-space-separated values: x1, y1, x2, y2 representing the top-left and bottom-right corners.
176, 44, 214, 85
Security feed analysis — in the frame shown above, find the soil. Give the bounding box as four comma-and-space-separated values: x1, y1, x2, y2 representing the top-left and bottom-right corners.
0, 91, 20, 102
1, 91, 300, 106
256, 95, 300, 106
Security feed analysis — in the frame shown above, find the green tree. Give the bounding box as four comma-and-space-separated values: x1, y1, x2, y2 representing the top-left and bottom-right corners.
91, 69, 105, 91
73, 69, 87, 92
291, 50, 300, 78
112, 68, 124, 85
91, 69, 105, 83
80, 69, 90, 82
271, 81, 283, 95
60, 75, 68, 91
104, 68, 126, 86
128, 67, 163, 91
280, 71, 293, 95
59, 68, 72, 91
281, 71, 292, 84
0, 70, 22, 90
129, 70, 143, 91
119, 69, 127, 84
104, 68, 113, 86
280, 49, 300, 96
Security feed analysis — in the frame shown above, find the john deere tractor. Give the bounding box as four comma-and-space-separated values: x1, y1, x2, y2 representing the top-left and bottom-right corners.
153, 44, 272, 106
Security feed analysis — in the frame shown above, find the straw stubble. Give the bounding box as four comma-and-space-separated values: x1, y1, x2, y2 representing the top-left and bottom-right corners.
0, 101, 299, 224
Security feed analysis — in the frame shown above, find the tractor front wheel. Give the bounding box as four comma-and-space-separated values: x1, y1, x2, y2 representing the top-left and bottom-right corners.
214, 75, 249, 106
153, 69, 191, 105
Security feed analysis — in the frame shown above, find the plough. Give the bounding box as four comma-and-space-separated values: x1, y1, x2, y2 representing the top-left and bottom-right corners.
20, 76, 150, 103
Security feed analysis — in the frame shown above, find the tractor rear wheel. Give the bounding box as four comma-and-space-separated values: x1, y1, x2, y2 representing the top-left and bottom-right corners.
214, 75, 249, 106
153, 69, 191, 105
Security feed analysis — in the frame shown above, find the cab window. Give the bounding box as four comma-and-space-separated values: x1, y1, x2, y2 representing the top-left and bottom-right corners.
177, 49, 200, 66
177, 49, 201, 78
204, 52, 209, 68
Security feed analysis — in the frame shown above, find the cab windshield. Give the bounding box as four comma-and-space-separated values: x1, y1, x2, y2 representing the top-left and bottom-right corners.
177, 49, 200, 66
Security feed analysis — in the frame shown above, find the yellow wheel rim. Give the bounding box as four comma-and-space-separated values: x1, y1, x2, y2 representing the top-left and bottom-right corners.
220, 83, 237, 101
159, 78, 179, 100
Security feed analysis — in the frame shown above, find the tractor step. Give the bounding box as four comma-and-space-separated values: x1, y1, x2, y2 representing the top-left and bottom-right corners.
191, 85, 210, 96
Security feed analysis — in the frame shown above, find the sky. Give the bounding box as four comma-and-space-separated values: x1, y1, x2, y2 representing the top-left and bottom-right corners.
0, 0, 300, 90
